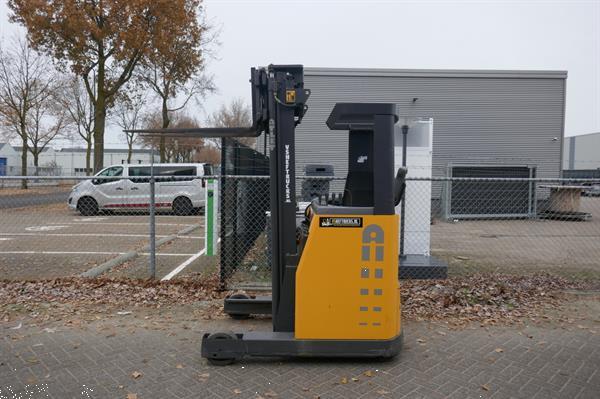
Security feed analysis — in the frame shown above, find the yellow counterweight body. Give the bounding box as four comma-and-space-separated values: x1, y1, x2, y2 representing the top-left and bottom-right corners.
295, 214, 401, 340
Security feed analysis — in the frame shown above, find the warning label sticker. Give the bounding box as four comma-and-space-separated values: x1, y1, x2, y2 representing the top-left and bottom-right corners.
319, 217, 363, 228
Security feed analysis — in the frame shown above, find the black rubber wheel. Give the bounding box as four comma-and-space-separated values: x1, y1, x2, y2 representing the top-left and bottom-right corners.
77, 197, 98, 216
226, 293, 251, 320
205, 332, 238, 366
173, 196, 193, 216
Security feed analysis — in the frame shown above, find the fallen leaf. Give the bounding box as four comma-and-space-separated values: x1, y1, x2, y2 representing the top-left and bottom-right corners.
233, 389, 242, 394
376, 389, 390, 395
176, 364, 184, 369
437, 330, 447, 336
10, 322, 22, 330
494, 348, 504, 353
340, 377, 348, 384
199, 373, 210, 379
117, 311, 132, 316
127, 394, 137, 399
351, 377, 359, 382
417, 338, 426, 344
131, 371, 143, 379
481, 384, 490, 391
364, 370, 374, 377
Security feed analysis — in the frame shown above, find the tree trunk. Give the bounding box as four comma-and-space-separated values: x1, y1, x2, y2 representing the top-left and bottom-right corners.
33, 151, 39, 176
127, 141, 133, 164
20, 132, 28, 189
160, 97, 169, 162
93, 93, 106, 173
85, 142, 92, 175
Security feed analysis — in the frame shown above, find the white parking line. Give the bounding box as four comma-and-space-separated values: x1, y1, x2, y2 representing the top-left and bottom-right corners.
139, 253, 197, 257
0, 233, 203, 239
0, 251, 195, 256
50, 222, 202, 227
161, 249, 206, 281
161, 238, 220, 281
25, 225, 68, 232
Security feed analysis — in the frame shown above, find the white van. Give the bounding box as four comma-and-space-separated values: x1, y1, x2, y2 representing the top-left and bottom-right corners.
68, 163, 213, 216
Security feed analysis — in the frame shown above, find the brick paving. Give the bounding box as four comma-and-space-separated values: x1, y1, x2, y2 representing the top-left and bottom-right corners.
1, 315, 599, 399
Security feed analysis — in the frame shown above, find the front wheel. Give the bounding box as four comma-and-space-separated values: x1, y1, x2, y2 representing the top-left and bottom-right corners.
205, 332, 238, 366
77, 197, 98, 216
173, 196, 193, 216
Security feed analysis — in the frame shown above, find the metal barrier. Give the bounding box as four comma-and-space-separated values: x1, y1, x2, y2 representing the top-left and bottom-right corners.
1, 175, 599, 286
0, 175, 216, 281
218, 176, 600, 289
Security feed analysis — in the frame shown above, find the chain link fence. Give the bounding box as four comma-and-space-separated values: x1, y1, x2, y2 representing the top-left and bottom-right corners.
0, 174, 214, 282
219, 175, 600, 289
1, 174, 599, 287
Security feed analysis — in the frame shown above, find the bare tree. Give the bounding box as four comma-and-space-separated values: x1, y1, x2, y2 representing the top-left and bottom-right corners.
138, 11, 218, 162
0, 37, 53, 188
194, 145, 220, 165
113, 87, 147, 163
58, 76, 95, 174
139, 111, 205, 163
206, 98, 254, 149
10, 0, 212, 173
140, 66, 215, 162
26, 93, 68, 173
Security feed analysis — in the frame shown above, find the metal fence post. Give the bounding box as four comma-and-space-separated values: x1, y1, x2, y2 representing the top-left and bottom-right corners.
149, 164, 156, 279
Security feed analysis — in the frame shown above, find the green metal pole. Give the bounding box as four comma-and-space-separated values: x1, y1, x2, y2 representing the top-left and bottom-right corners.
206, 178, 214, 256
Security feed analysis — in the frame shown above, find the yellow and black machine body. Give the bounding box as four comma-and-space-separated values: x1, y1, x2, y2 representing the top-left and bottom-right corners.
127, 65, 406, 364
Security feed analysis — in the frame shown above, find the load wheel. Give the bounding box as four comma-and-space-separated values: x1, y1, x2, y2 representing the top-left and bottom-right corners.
205, 332, 238, 366
226, 293, 251, 320
173, 196, 193, 216
77, 197, 98, 216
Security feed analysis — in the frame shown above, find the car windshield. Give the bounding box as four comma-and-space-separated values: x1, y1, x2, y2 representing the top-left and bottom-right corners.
96, 166, 123, 177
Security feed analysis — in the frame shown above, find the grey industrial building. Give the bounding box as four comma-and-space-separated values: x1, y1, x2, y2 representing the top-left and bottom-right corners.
563, 132, 600, 170
296, 67, 567, 182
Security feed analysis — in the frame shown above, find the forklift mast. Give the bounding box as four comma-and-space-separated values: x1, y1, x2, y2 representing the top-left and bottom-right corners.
125, 65, 311, 332
267, 66, 311, 332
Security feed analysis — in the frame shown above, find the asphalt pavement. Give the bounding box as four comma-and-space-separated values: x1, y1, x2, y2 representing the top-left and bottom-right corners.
0, 190, 70, 209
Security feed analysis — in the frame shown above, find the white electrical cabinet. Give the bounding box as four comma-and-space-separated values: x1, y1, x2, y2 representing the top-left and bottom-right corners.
394, 117, 433, 256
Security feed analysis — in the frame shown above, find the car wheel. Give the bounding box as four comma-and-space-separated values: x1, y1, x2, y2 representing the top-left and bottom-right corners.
77, 197, 98, 216
173, 196, 193, 216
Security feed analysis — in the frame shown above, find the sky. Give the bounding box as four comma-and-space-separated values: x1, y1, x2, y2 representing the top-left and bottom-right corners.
1, 0, 599, 148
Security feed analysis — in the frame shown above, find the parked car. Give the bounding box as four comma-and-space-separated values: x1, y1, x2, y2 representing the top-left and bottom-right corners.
68, 163, 213, 216
582, 183, 600, 197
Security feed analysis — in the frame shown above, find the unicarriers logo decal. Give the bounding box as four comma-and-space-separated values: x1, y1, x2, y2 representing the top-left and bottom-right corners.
319, 217, 363, 228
